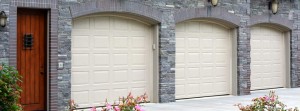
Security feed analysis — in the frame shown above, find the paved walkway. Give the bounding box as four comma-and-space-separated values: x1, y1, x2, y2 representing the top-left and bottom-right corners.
142, 88, 300, 111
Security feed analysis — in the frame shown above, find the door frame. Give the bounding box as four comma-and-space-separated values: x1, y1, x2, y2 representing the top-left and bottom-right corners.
9, 1, 59, 110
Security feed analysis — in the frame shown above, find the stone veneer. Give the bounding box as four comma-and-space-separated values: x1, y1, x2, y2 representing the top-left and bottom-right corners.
0, 0, 299, 110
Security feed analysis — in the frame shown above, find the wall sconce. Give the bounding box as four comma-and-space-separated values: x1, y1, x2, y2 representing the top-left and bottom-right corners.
208, 0, 218, 7
269, 0, 279, 14
0, 11, 7, 27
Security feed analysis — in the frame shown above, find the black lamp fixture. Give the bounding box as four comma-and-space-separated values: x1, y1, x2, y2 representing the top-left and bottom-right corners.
0, 11, 7, 27
269, 0, 279, 14
208, 0, 218, 7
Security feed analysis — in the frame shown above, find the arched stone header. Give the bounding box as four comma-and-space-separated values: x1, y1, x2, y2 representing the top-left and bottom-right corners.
175, 7, 240, 28
250, 15, 293, 31
70, 0, 162, 23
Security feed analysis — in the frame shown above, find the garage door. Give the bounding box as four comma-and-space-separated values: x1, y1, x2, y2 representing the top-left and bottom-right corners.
251, 25, 286, 90
71, 15, 153, 108
175, 21, 231, 99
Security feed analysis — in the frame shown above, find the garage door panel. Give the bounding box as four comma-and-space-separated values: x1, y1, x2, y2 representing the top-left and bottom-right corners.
131, 70, 146, 81
186, 22, 200, 32
94, 36, 110, 48
201, 67, 214, 77
73, 54, 89, 66
72, 91, 89, 105
176, 21, 231, 99
72, 71, 89, 85
251, 25, 285, 90
187, 84, 200, 94
72, 85, 90, 91
94, 54, 110, 66
187, 53, 200, 63
200, 22, 213, 33
213, 27, 228, 34
74, 18, 90, 29
175, 85, 185, 95
201, 39, 213, 49
92, 71, 109, 84
176, 38, 185, 48
187, 68, 200, 78
131, 54, 146, 65
188, 38, 200, 48
132, 38, 146, 48
72, 16, 152, 107
92, 90, 109, 103
73, 36, 90, 48
214, 82, 228, 91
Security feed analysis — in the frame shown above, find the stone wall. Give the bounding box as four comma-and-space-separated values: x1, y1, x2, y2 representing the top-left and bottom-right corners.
0, 0, 10, 64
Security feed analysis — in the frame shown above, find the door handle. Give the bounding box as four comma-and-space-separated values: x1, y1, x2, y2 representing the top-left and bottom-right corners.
40, 67, 45, 74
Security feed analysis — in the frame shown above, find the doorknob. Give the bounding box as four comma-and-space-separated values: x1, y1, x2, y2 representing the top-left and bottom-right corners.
40, 67, 45, 74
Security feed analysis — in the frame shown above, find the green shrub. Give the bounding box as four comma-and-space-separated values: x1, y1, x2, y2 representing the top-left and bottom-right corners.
0, 64, 22, 111
235, 91, 299, 111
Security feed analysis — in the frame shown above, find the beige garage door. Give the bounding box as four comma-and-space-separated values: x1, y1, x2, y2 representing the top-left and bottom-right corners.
175, 21, 231, 99
251, 25, 286, 90
71, 15, 153, 108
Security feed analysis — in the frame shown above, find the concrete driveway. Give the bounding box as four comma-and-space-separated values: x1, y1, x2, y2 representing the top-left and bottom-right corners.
142, 88, 300, 111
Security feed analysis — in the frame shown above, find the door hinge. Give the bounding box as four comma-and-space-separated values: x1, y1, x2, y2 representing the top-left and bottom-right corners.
152, 44, 156, 50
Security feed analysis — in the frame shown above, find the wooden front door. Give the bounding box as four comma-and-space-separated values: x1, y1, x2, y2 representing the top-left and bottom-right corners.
17, 8, 47, 111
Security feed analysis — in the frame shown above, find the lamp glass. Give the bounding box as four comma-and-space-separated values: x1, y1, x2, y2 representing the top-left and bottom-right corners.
211, 0, 218, 6
0, 11, 7, 27
271, 1, 278, 14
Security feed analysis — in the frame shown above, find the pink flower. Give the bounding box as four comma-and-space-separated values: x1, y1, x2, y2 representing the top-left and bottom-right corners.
135, 105, 141, 110
90, 106, 96, 111
135, 105, 144, 111
106, 104, 112, 109
270, 97, 275, 102
114, 106, 120, 111
263, 96, 269, 101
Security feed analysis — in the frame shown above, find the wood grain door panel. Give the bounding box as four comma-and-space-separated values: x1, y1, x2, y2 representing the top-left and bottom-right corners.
17, 8, 47, 111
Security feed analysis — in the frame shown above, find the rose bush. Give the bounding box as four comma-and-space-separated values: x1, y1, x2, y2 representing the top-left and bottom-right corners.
70, 92, 149, 111
235, 91, 299, 111
0, 64, 22, 111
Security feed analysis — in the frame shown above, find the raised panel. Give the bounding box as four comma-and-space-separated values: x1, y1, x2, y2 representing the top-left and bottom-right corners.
113, 70, 128, 82
113, 54, 128, 65
94, 54, 110, 66
92, 90, 109, 103
131, 70, 146, 81
73, 36, 90, 48
94, 17, 110, 29
72, 91, 89, 105
73, 54, 89, 66
94, 36, 109, 48
72, 72, 89, 85
132, 54, 145, 65
73, 18, 90, 29
132, 38, 145, 48
113, 37, 128, 48
93, 71, 109, 84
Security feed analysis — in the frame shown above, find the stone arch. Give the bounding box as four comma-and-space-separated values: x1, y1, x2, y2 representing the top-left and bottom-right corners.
250, 15, 292, 30
175, 7, 240, 28
70, 0, 162, 23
